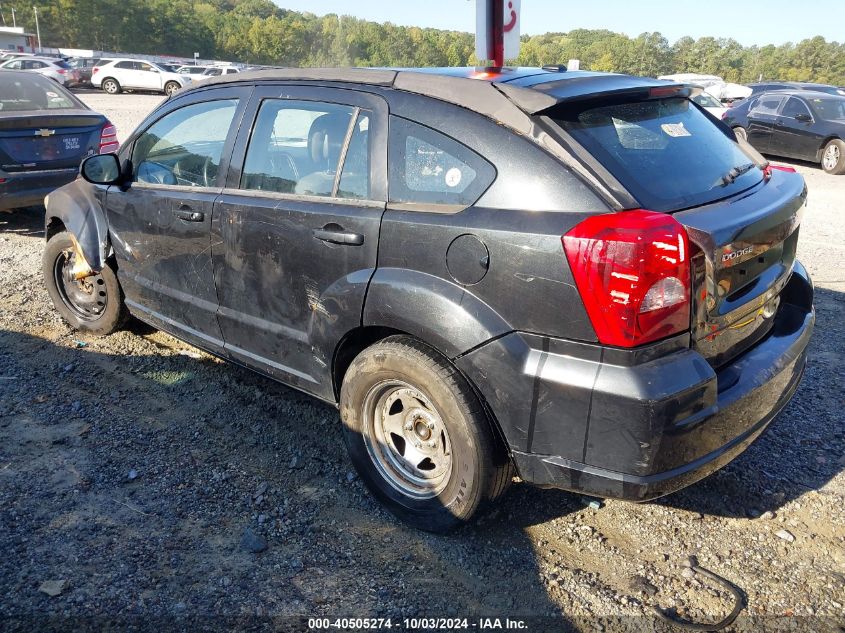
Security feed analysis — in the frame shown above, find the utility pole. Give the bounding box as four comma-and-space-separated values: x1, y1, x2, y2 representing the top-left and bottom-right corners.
12, 7, 16, 27
33, 5, 41, 51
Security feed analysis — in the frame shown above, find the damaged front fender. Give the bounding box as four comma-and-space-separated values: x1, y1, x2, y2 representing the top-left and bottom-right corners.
45, 179, 110, 274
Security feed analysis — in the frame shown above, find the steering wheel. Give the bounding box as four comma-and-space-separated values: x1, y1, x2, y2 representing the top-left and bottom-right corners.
201, 156, 216, 187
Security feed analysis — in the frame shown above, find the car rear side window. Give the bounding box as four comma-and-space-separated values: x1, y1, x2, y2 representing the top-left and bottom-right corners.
132, 99, 239, 188
240, 99, 369, 200
548, 97, 764, 212
388, 117, 495, 207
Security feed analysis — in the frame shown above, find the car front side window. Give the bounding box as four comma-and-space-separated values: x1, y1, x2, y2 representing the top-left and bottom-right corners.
240, 99, 365, 198
782, 98, 812, 120
131, 99, 239, 188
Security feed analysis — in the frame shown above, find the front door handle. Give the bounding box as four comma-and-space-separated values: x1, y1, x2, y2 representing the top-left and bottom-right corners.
173, 207, 205, 222
312, 227, 364, 246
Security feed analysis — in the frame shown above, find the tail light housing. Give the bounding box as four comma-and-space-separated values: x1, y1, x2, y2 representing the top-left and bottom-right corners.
98, 122, 119, 154
57, 69, 67, 75
92, 66, 100, 74
563, 210, 691, 348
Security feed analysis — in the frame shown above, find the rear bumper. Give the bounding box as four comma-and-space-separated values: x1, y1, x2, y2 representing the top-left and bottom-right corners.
457, 261, 814, 501
0, 168, 78, 211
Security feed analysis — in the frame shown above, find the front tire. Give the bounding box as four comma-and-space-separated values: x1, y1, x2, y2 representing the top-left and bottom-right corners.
42, 232, 127, 335
164, 81, 181, 96
821, 139, 845, 175
340, 336, 512, 533
101, 78, 121, 94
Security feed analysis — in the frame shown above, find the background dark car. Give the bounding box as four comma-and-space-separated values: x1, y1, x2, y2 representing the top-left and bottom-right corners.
748, 81, 845, 97
724, 90, 845, 174
0, 71, 118, 212
68, 57, 104, 87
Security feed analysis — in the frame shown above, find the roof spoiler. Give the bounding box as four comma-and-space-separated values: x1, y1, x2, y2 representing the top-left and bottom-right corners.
496, 77, 701, 115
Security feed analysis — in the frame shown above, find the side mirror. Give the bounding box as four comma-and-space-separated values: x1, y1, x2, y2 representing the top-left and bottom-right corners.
794, 113, 812, 123
81, 153, 121, 185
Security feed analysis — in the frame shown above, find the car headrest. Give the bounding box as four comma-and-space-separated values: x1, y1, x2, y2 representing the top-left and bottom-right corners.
307, 112, 351, 167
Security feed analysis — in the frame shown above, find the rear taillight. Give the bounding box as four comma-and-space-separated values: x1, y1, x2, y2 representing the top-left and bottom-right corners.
721, 112, 728, 119
99, 122, 119, 154
562, 210, 691, 348
57, 69, 67, 74
92, 67, 100, 74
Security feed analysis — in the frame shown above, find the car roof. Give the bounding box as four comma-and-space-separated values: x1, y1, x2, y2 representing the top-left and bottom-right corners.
757, 89, 843, 99
188, 66, 687, 119
3, 56, 61, 64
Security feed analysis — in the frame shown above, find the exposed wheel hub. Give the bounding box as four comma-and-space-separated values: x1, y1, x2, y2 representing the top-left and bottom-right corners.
54, 250, 107, 321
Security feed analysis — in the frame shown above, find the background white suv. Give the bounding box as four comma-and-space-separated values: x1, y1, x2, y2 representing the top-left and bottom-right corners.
194, 66, 241, 81
92, 59, 192, 96
0, 56, 79, 86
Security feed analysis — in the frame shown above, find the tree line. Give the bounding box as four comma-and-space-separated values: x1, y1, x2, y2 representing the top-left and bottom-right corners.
3, 0, 844, 85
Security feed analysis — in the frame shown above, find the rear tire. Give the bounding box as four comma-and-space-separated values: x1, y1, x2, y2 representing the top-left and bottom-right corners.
42, 232, 128, 335
821, 139, 845, 175
102, 78, 121, 94
733, 126, 748, 142
339, 336, 513, 533
164, 81, 181, 96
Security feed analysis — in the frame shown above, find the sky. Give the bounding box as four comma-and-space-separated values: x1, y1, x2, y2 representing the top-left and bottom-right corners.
273, 0, 845, 47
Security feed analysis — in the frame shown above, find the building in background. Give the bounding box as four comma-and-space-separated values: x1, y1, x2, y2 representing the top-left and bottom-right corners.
0, 26, 36, 53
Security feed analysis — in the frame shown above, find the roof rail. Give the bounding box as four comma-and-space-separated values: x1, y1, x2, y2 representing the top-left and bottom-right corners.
541, 64, 567, 72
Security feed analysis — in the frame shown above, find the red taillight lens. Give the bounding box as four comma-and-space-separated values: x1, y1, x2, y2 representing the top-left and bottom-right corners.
57, 69, 67, 74
562, 210, 691, 348
99, 122, 119, 154
721, 111, 728, 119
92, 67, 100, 74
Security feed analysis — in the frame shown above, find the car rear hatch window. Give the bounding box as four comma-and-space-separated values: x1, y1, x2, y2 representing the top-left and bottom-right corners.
545, 95, 805, 366
547, 97, 763, 213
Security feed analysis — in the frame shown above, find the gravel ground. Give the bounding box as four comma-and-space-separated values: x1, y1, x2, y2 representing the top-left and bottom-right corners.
0, 93, 843, 632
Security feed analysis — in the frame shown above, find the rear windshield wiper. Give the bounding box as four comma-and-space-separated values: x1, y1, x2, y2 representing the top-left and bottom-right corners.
718, 162, 757, 186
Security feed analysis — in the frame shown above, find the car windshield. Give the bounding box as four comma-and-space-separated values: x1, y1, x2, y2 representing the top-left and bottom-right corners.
808, 97, 845, 120
548, 97, 763, 212
0, 73, 79, 111
692, 93, 722, 108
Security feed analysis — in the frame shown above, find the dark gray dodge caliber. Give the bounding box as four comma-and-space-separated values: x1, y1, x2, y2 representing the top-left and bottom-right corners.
43, 67, 814, 532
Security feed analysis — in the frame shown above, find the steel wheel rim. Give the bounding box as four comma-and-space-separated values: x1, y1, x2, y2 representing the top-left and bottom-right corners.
823, 144, 839, 171
105, 81, 116, 93
165, 83, 178, 95
53, 250, 107, 321
362, 381, 453, 499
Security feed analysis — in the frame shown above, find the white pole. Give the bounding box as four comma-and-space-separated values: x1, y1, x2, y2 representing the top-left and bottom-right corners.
33, 6, 41, 51
12, 7, 17, 27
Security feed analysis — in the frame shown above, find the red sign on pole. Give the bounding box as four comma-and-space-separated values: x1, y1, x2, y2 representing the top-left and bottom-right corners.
476, 0, 520, 67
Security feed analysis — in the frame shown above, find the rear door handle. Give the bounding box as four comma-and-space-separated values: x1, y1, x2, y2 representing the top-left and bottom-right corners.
173, 207, 205, 222
312, 227, 364, 246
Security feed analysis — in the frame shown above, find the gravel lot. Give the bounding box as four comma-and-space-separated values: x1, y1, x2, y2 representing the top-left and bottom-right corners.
0, 92, 843, 631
